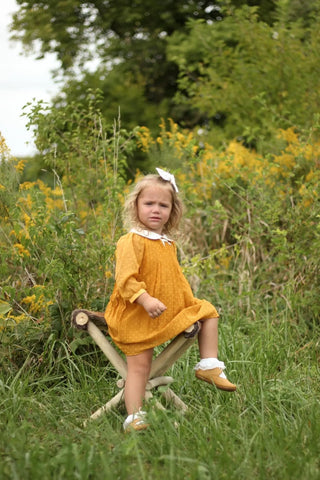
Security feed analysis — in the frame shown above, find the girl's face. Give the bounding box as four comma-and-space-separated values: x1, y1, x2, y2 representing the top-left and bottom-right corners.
137, 185, 172, 234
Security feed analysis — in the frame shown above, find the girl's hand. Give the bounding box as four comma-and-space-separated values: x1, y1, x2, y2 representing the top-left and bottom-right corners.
136, 292, 167, 319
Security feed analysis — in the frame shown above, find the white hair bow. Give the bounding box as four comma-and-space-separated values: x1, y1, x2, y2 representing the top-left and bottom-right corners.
156, 167, 179, 192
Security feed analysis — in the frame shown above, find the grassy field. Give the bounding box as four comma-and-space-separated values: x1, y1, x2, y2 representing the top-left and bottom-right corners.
1, 308, 319, 480
1, 73, 320, 479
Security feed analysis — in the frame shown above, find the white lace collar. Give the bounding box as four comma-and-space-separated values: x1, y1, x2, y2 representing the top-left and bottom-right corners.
130, 228, 173, 245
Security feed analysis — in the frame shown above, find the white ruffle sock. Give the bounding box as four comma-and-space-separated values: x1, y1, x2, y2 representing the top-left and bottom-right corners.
194, 358, 227, 379
123, 410, 147, 430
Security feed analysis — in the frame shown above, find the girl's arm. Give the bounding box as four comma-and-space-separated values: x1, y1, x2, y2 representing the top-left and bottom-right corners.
115, 234, 167, 317
115, 234, 147, 302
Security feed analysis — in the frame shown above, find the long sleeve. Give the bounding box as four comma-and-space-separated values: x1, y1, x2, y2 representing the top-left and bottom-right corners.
115, 234, 147, 303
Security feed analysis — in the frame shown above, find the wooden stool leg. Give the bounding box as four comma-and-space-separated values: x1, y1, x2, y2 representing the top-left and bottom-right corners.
162, 388, 188, 412
150, 333, 197, 378
72, 310, 199, 422
88, 388, 125, 423
87, 321, 127, 379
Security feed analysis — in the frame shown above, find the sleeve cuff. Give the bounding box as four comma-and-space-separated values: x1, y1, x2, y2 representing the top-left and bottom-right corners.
129, 289, 147, 304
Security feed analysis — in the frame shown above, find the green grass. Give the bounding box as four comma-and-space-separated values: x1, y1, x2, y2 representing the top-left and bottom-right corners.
1, 309, 319, 480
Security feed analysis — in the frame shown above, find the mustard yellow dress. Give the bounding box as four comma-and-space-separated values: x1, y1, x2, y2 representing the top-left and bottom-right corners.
104, 230, 219, 355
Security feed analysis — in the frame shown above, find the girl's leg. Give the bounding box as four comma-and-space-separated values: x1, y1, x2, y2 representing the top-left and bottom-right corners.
196, 317, 236, 391
198, 316, 219, 359
125, 348, 153, 415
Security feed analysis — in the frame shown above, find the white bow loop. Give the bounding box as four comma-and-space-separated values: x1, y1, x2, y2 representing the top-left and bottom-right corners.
156, 167, 179, 192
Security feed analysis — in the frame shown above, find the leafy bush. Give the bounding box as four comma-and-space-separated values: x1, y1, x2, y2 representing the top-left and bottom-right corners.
167, 4, 320, 150
1, 103, 319, 374
136, 121, 320, 323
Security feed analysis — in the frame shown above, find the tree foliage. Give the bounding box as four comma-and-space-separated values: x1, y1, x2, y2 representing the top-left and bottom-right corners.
11, 0, 222, 116
7, 1, 279, 136
9, 0, 320, 152
168, 3, 320, 149
11, 0, 229, 70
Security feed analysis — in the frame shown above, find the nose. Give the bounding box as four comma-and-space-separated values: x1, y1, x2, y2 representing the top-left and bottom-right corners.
151, 204, 160, 213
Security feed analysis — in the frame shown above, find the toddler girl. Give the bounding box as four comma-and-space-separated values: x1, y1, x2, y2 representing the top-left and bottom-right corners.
105, 169, 236, 432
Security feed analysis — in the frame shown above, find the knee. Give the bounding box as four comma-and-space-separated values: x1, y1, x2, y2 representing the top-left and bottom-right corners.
128, 358, 152, 379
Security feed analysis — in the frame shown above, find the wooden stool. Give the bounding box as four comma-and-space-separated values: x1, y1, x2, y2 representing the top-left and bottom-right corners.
71, 309, 200, 421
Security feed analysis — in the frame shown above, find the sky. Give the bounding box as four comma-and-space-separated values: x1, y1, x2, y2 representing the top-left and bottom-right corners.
0, 0, 60, 157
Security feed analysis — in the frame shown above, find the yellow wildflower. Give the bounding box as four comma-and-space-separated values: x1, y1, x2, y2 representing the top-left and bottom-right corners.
22, 293, 53, 315
105, 268, 113, 279
0, 133, 9, 152
37, 180, 52, 197
22, 212, 34, 228
13, 243, 30, 257
136, 126, 154, 152
159, 118, 166, 131
192, 145, 199, 155
52, 187, 63, 196
305, 170, 314, 182
17, 193, 33, 210
14, 160, 25, 173
278, 127, 299, 144
19, 182, 36, 190
168, 118, 178, 135
22, 295, 36, 304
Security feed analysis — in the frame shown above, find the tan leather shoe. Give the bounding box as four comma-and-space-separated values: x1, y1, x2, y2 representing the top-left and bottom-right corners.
195, 367, 237, 392
124, 417, 149, 433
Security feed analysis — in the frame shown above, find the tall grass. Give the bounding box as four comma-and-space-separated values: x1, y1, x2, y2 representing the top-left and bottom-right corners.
1, 308, 319, 480
1, 104, 320, 479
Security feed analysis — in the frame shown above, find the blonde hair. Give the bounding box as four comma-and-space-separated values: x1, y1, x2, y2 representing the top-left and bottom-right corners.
123, 174, 184, 235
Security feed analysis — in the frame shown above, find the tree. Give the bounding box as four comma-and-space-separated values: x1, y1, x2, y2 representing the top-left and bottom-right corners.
167, 4, 320, 150
10, 1, 320, 153
10, 0, 278, 132
10, 1, 221, 105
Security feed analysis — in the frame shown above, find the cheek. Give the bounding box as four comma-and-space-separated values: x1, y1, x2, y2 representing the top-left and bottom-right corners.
136, 206, 142, 220
139, 205, 150, 221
